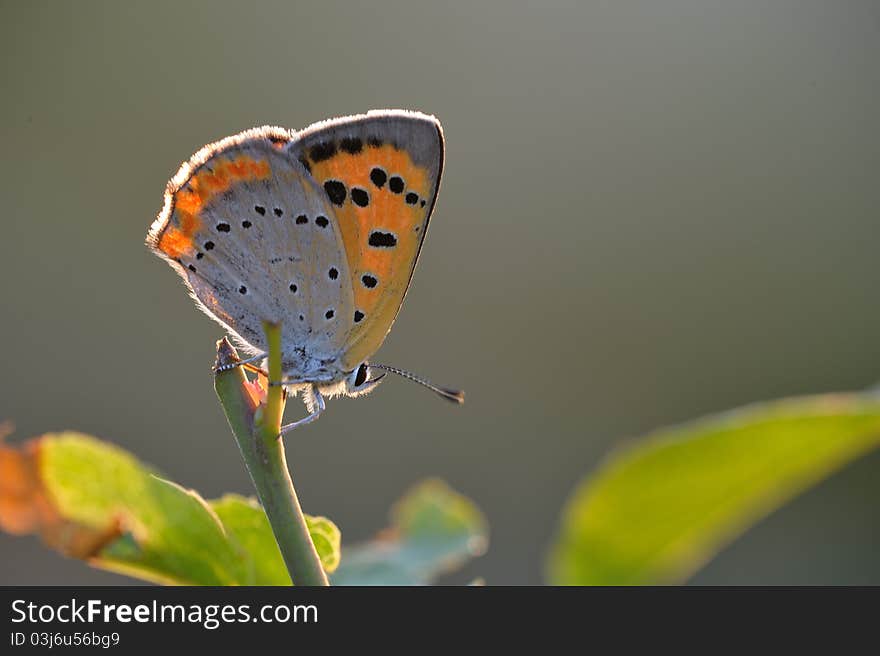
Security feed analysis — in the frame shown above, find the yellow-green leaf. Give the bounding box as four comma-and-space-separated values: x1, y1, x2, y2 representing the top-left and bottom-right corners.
211, 495, 340, 583
304, 515, 342, 573
547, 394, 880, 585
2, 432, 339, 585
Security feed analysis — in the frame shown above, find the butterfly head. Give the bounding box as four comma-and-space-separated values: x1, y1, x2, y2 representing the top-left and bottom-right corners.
342, 361, 386, 398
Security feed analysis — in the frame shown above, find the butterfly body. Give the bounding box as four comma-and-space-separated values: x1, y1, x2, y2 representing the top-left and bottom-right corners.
147, 111, 455, 419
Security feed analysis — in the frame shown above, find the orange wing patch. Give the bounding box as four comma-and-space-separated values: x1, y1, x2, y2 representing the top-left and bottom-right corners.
306, 143, 432, 368
155, 155, 271, 260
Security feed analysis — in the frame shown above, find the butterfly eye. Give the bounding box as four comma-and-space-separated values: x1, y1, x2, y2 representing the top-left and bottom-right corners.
354, 363, 369, 388
344, 361, 384, 399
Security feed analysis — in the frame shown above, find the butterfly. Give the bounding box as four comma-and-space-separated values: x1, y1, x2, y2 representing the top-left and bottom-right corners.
146, 110, 463, 433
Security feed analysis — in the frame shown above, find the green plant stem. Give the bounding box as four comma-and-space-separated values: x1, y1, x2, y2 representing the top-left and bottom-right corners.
214, 328, 329, 586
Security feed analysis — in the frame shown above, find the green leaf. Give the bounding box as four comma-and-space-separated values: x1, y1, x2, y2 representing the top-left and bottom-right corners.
332, 478, 488, 585
211, 495, 340, 584
304, 515, 342, 574
36, 432, 339, 585
41, 434, 240, 585
210, 494, 291, 585
547, 394, 880, 585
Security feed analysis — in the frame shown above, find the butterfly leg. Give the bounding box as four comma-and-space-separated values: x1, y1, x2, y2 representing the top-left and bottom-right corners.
279, 386, 325, 436
213, 351, 268, 374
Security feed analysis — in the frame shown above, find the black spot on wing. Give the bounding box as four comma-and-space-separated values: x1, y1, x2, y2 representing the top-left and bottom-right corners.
351, 187, 369, 207
368, 231, 397, 248
361, 274, 378, 288
370, 167, 387, 188
354, 310, 365, 323
340, 137, 363, 154
315, 215, 329, 228
389, 176, 404, 194
310, 141, 337, 163
405, 192, 419, 205
216, 223, 231, 232
254, 205, 266, 215
324, 180, 347, 206
296, 214, 308, 225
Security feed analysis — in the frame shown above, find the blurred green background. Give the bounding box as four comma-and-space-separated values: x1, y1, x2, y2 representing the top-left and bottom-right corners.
2, 0, 878, 585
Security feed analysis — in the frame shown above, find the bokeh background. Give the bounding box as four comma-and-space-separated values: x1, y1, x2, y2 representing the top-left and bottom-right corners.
2, 0, 878, 585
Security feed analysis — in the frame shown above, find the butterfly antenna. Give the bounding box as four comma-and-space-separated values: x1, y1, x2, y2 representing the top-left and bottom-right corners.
371, 364, 465, 404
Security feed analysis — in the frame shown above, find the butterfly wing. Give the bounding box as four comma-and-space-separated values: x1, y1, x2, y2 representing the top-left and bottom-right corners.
146, 127, 356, 372
290, 110, 444, 370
